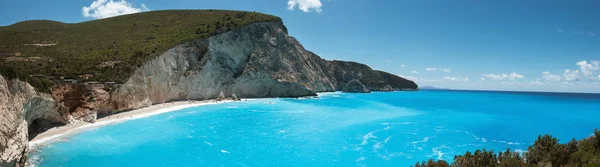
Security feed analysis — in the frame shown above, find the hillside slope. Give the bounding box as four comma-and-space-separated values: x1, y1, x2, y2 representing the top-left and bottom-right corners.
0, 10, 280, 85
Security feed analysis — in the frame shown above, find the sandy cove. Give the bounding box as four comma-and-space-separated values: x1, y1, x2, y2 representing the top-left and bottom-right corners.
29, 99, 236, 149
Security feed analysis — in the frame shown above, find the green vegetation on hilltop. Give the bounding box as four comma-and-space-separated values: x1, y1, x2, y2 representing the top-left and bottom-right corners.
0, 10, 281, 92
413, 129, 600, 167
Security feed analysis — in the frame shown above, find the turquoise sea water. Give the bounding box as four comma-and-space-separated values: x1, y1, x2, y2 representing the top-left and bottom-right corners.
29, 90, 600, 167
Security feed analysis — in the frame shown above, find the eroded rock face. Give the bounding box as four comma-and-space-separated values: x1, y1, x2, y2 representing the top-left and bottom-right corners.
52, 84, 108, 123
0, 75, 67, 167
101, 21, 417, 114
342, 79, 371, 93
0, 21, 417, 167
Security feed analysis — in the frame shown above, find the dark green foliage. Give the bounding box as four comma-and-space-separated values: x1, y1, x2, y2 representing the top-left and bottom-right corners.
0, 66, 18, 79
451, 148, 527, 167
412, 159, 450, 167
0, 10, 280, 91
526, 134, 568, 166
414, 129, 600, 167
87, 96, 96, 102
0, 66, 53, 93
497, 149, 526, 167
452, 149, 502, 167
24, 77, 53, 93
568, 130, 600, 167
102, 86, 112, 92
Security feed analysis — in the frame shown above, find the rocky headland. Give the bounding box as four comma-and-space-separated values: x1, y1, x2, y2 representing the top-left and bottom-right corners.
0, 10, 417, 167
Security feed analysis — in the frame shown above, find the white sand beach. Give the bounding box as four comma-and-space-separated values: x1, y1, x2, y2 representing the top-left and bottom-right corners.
29, 100, 235, 148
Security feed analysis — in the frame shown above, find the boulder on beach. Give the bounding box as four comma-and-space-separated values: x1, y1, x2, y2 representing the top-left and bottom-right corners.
217, 91, 226, 101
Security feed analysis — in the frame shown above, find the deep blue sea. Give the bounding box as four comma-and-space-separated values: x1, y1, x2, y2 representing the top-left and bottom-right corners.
29, 90, 600, 167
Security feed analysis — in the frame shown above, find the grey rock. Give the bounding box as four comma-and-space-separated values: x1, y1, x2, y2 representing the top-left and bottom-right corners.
343, 79, 371, 93
216, 91, 226, 101
231, 94, 240, 101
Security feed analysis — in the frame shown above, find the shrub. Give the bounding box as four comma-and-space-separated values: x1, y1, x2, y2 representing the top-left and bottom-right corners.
414, 129, 600, 167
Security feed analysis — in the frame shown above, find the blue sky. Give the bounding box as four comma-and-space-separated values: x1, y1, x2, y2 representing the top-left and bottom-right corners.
1, 0, 599, 93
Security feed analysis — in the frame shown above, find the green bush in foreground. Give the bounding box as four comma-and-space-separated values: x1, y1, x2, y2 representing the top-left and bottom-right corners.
413, 129, 600, 167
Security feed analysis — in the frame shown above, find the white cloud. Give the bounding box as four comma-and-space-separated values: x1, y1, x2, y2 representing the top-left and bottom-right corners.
482, 72, 524, 81
400, 64, 406, 67
556, 29, 596, 37
82, 0, 149, 19
443, 76, 469, 82
542, 71, 561, 82
443, 76, 456, 81
287, 0, 322, 13
576, 60, 599, 77
547, 60, 600, 83
399, 75, 441, 83
530, 79, 544, 85
400, 75, 418, 81
501, 81, 517, 85
425, 67, 451, 72
411, 71, 419, 74
563, 69, 580, 81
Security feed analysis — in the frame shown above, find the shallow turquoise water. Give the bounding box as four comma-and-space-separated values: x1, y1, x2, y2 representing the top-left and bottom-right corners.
30, 90, 600, 166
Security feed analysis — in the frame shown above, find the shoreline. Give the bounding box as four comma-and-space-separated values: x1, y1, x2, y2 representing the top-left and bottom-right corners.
28, 92, 344, 149
29, 99, 235, 149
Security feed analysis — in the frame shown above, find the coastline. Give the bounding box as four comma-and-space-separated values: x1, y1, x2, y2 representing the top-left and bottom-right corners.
27, 91, 361, 149
29, 99, 235, 149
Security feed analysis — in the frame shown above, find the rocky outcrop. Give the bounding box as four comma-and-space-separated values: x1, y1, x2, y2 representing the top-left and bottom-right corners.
342, 79, 370, 93
100, 21, 416, 114
101, 22, 330, 114
0, 78, 111, 166
322, 60, 417, 91
0, 75, 67, 167
52, 84, 109, 123
0, 20, 417, 167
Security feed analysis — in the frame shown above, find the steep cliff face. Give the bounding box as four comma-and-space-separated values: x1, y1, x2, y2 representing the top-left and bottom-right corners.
0, 75, 67, 167
0, 21, 417, 167
101, 21, 416, 114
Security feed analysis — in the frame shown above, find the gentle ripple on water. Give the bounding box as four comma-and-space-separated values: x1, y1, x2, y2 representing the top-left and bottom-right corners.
28, 90, 600, 167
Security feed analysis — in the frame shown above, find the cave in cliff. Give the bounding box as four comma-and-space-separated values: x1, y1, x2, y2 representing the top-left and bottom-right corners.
28, 118, 65, 141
